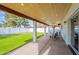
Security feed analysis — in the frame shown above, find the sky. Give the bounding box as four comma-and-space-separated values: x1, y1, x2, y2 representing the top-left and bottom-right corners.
28, 19, 33, 27
0, 10, 6, 24
0, 10, 33, 26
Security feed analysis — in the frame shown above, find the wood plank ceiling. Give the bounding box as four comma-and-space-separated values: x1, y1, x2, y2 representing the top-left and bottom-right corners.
0, 3, 72, 26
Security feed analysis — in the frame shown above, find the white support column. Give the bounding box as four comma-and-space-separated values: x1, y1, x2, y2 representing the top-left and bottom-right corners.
53, 27, 55, 38
44, 25, 46, 40
33, 21, 37, 42
48, 26, 50, 38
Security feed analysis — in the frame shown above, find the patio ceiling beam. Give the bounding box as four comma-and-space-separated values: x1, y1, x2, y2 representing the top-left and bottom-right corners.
0, 4, 49, 26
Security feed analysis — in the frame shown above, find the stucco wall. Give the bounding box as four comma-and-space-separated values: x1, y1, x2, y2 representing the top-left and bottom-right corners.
61, 4, 79, 45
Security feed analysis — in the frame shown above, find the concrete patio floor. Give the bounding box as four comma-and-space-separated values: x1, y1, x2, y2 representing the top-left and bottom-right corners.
7, 36, 72, 55
39, 39, 72, 55
7, 36, 47, 55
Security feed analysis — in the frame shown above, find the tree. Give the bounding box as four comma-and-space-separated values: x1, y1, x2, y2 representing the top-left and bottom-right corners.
5, 13, 18, 27
21, 19, 30, 27
5, 12, 30, 27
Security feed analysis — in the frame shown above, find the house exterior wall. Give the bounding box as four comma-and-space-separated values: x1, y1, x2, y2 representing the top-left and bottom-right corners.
61, 4, 79, 54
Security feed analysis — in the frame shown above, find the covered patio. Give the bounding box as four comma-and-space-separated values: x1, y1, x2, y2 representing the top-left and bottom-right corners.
0, 3, 79, 55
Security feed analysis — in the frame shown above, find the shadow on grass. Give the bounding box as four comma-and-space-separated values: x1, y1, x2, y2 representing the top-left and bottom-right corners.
37, 34, 44, 39
24, 34, 44, 43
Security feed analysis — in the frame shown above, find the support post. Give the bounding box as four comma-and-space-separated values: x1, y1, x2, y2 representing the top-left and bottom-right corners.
53, 27, 55, 38
48, 26, 50, 38
33, 21, 37, 42
44, 25, 46, 40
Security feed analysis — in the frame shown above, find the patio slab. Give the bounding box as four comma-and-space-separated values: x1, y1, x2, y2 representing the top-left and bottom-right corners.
7, 36, 72, 55
7, 36, 47, 55
40, 39, 72, 55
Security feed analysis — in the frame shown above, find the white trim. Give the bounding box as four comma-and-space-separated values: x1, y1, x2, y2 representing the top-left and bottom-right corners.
69, 8, 79, 20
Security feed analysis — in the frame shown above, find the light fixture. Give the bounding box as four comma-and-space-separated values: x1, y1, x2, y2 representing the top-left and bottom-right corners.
21, 3, 24, 6
64, 21, 67, 23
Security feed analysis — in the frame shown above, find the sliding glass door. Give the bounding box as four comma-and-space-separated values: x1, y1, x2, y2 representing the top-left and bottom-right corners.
71, 13, 79, 51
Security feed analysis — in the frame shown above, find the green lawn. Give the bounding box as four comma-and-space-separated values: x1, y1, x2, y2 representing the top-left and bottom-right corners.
0, 32, 43, 55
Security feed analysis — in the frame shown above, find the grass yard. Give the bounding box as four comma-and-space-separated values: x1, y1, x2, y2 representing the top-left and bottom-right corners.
0, 32, 43, 55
